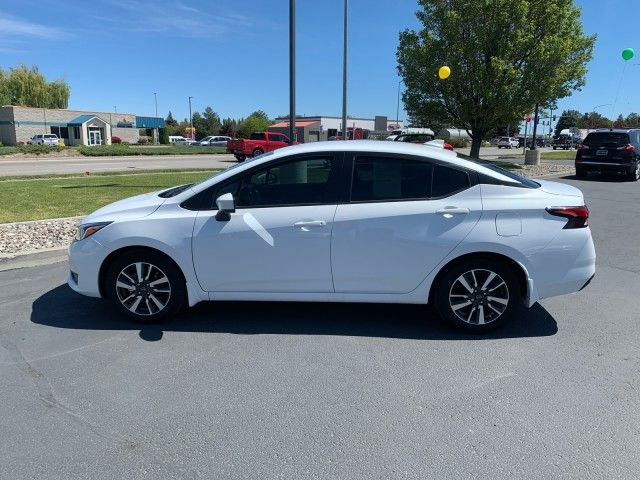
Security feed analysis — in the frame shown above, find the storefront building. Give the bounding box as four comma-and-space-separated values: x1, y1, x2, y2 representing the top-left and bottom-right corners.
0, 106, 163, 146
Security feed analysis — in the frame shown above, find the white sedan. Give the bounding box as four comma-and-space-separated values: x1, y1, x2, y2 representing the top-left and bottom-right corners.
68, 141, 595, 332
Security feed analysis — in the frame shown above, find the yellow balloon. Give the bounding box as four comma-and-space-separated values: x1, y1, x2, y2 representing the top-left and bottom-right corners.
438, 66, 451, 80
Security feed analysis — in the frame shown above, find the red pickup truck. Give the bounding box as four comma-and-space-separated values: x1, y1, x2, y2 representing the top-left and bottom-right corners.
227, 132, 293, 161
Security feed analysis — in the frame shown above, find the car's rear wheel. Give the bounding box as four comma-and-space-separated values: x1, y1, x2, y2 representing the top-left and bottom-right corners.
105, 250, 185, 323
627, 162, 640, 181
434, 258, 520, 332
575, 166, 587, 178
252, 148, 264, 157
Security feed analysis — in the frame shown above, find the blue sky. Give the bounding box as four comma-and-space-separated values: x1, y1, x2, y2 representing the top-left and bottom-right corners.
0, 0, 638, 124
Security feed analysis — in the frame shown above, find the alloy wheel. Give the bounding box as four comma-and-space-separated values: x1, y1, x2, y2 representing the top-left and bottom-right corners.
115, 262, 172, 316
448, 269, 509, 325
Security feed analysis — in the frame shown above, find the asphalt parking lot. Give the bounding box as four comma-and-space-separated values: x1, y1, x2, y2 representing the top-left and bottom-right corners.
1, 175, 639, 479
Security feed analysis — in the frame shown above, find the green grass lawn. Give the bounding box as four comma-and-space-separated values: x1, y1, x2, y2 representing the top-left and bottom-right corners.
0, 170, 217, 223
540, 150, 576, 160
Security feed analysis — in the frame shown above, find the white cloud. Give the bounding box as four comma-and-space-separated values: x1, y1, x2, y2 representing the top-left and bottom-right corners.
0, 13, 69, 40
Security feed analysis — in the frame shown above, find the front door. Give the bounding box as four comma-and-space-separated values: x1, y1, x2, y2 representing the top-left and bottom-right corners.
192, 154, 343, 292
331, 154, 482, 294
88, 129, 102, 146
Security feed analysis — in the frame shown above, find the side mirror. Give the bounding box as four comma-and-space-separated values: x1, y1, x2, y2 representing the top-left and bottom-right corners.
215, 193, 235, 221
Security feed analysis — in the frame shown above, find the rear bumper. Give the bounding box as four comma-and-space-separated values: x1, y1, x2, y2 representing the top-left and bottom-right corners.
528, 229, 596, 302
576, 160, 635, 173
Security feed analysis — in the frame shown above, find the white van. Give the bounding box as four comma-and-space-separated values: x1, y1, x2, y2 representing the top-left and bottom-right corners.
169, 136, 187, 144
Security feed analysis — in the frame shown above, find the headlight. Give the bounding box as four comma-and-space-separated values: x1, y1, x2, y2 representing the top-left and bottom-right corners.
75, 222, 112, 241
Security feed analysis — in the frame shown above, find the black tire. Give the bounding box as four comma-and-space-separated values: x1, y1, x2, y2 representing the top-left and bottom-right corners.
433, 257, 520, 333
575, 167, 587, 178
235, 154, 246, 162
252, 148, 264, 157
105, 250, 185, 323
553, 146, 557, 150
626, 162, 640, 182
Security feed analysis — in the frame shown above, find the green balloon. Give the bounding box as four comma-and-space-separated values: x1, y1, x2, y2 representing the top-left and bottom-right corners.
622, 48, 635, 61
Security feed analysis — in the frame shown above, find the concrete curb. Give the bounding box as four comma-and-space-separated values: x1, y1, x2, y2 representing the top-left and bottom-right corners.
0, 246, 68, 272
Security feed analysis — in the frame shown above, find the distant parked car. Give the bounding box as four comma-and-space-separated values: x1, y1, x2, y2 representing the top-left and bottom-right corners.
552, 134, 579, 150
198, 136, 232, 147
575, 129, 640, 181
28, 134, 59, 146
392, 133, 435, 144
168, 136, 187, 144
226, 132, 294, 161
496, 137, 519, 149
173, 138, 198, 146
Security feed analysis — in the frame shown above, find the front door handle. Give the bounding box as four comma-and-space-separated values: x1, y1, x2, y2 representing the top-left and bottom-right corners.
436, 206, 470, 217
294, 220, 327, 230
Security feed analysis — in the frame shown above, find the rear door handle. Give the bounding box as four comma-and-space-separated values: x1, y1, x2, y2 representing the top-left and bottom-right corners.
436, 206, 470, 216
294, 220, 327, 230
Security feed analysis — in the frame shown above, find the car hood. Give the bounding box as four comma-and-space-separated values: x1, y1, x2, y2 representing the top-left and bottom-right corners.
82, 190, 166, 224
536, 179, 583, 198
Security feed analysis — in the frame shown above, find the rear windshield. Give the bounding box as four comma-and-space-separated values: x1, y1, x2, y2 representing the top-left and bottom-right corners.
583, 132, 630, 147
44, 134, 57, 138
456, 153, 540, 189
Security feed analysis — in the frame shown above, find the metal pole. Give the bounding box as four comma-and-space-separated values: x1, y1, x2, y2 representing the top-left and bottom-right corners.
43, 108, 47, 134
153, 92, 159, 144
289, 0, 296, 143
530, 103, 539, 150
341, 0, 348, 140
396, 81, 401, 129
188, 96, 193, 140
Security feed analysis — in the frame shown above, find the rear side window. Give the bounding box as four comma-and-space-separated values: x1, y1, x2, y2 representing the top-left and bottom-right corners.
432, 165, 470, 197
351, 156, 433, 202
583, 132, 630, 147
249, 132, 264, 140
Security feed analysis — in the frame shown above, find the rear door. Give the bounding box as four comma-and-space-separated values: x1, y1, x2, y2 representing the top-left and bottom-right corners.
331, 153, 482, 294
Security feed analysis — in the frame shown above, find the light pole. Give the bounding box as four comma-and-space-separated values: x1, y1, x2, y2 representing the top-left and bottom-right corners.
289, 0, 296, 143
341, 0, 348, 140
153, 92, 159, 144
188, 96, 193, 140
396, 81, 402, 130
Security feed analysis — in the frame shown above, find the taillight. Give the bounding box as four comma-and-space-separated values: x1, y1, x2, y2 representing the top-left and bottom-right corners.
546, 206, 589, 229
616, 144, 635, 151
576, 144, 589, 150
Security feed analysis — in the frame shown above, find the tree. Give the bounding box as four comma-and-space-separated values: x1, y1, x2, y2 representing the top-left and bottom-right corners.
165, 111, 178, 126
624, 113, 640, 128
554, 109, 582, 137
220, 117, 238, 137
0, 64, 70, 108
191, 112, 207, 140
397, 0, 596, 157
202, 106, 221, 136
614, 114, 625, 128
237, 111, 272, 138
577, 111, 612, 129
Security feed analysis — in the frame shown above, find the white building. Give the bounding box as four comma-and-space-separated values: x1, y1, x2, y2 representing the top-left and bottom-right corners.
273, 115, 404, 141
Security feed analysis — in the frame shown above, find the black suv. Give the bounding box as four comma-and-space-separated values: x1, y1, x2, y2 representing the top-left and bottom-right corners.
575, 129, 640, 181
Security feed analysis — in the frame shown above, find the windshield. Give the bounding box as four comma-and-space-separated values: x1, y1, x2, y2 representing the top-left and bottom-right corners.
190, 150, 276, 189
583, 132, 630, 147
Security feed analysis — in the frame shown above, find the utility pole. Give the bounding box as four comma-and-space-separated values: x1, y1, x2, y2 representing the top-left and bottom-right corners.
341, 0, 348, 140
289, 0, 296, 143
188, 96, 193, 140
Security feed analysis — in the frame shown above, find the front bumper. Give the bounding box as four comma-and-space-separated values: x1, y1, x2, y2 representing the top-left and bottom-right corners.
67, 237, 107, 298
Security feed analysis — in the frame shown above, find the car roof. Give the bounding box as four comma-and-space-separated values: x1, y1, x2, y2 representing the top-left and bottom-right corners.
592, 128, 640, 134
189, 140, 522, 194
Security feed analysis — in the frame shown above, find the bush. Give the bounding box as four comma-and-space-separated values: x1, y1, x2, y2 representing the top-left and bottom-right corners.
137, 138, 148, 145
112, 136, 122, 144
16, 144, 65, 155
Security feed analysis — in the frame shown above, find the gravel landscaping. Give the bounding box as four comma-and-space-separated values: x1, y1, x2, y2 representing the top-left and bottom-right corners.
0, 164, 576, 258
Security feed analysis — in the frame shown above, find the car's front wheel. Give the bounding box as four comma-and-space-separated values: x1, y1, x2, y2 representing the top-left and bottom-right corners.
105, 250, 185, 323
434, 258, 520, 332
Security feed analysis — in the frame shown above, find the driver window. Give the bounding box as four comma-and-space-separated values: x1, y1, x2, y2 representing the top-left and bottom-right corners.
237, 157, 337, 208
